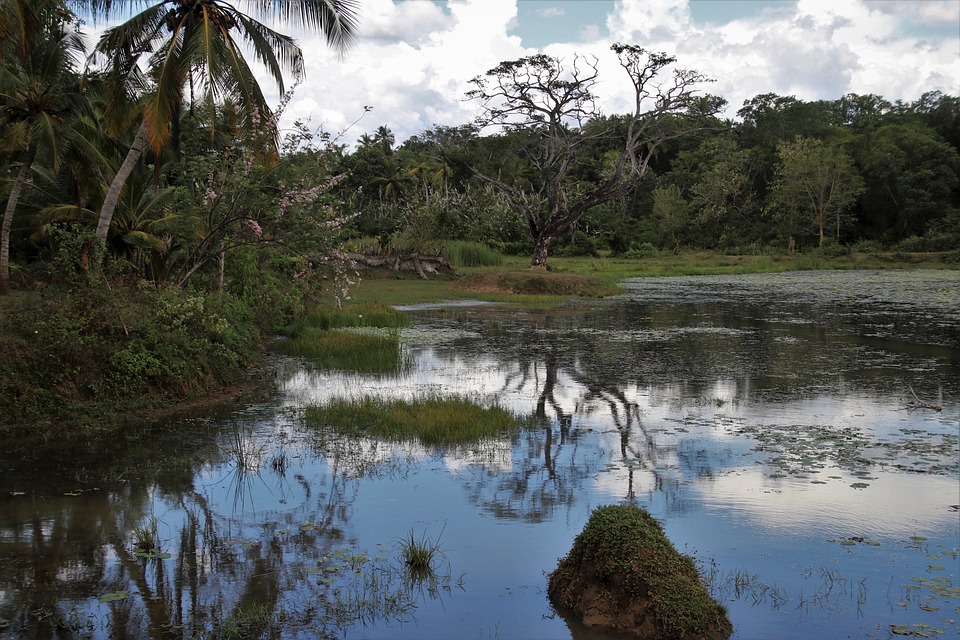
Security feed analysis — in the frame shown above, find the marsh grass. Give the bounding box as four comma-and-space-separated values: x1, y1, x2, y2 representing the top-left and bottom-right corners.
304, 395, 520, 445
397, 526, 450, 584
132, 517, 160, 554
286, 302, 410, 333
273, 328, 410, 373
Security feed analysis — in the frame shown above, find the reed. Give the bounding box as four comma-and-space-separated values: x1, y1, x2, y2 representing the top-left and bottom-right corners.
304, 395, 519, 445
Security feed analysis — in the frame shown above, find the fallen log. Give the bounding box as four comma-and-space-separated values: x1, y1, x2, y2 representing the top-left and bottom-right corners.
344, 252, 458, 279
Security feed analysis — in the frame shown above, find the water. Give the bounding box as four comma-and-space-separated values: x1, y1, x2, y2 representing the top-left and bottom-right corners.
1, 270, 958, 639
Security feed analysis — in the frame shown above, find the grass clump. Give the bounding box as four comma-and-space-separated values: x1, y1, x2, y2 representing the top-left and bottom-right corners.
285, 302, 409, 333
273, 328, 409, 373
446, 241, 504, 268
548, 504, 732, 639
304, 395, 519, 445
396, 527, 450, 584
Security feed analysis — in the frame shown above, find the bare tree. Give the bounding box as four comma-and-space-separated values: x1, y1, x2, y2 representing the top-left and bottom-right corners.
465, 44, 726, 268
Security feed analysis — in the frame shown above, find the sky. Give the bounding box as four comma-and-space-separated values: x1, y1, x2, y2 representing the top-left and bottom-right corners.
100, 0, 960, 150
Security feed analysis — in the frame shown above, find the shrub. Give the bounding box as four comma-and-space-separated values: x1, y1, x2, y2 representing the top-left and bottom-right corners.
814, 240, 850, 257
941, 249, 960, 264
622, 242, 659, 259
851, 240, 883, 254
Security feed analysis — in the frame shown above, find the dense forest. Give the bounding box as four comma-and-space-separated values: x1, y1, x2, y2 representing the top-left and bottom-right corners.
2, 2, 959, 427
3, 2, 959, 296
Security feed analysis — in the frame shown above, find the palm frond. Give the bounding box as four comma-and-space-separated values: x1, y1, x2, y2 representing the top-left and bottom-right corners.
246, 0, 359, 55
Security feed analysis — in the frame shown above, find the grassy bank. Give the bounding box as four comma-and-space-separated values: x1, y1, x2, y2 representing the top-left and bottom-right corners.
0, 278, 265, 437
344, 250, 959, 307
1, 249, 954, 438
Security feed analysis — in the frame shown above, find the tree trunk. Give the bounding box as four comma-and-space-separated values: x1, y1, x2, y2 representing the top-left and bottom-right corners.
97, 119, 149, 243
530, 233, 552, 270
217, 249, 225, 293
0, 146, 37, 296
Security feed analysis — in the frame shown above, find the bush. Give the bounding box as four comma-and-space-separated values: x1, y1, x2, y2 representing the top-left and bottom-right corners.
851, 240, 883, 254
942, 249, 960, 264
0, 277, 262, 435
814, 239, 850, 257
622, 242, 659, 259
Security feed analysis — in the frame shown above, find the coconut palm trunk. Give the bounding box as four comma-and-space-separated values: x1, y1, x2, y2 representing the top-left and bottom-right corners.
0, 145, 38, 296
96, 119, 148, 243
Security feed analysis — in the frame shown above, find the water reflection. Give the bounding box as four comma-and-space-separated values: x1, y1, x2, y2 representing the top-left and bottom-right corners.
1, 270, 958, 639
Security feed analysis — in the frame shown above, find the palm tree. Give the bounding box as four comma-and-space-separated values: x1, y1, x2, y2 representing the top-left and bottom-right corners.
0, 1, 89, 295
86, 0, 360, 244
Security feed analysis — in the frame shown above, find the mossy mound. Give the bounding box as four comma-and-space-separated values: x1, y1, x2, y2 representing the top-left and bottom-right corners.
548, 505, 733, 640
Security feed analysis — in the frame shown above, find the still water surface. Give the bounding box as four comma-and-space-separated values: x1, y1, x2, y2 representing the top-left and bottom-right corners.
1, 270, 958, 639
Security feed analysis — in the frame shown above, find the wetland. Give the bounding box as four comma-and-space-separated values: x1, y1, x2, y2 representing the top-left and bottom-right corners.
1, 269, 958, 639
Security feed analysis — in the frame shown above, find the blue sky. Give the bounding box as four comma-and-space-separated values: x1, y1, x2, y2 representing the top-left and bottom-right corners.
268, 0, 959, 147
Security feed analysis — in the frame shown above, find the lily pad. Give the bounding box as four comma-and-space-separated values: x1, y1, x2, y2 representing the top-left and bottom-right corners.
98, 590, 129, 603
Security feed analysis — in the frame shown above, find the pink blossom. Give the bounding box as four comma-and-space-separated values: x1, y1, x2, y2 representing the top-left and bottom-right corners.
247, 219, 263, 236
293, 265, 311, 280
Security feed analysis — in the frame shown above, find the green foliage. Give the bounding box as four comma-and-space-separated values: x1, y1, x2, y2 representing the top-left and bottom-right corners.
304, 395, 519, 445
0, 274, 262, 434
942, 249, 960, 264
622, 242, 660, 259
769, 137, 865, 247
813, 239, 851, 257
851, 240, 883, 253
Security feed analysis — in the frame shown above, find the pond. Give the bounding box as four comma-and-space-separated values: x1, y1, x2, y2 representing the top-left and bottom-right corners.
1, 269, 958, 640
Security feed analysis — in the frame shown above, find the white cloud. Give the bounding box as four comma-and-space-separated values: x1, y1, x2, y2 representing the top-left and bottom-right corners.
538, 7, 566, 19
265, 0, 956, 147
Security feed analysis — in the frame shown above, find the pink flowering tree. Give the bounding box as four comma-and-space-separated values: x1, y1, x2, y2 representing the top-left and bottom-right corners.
168, 96, 360, 317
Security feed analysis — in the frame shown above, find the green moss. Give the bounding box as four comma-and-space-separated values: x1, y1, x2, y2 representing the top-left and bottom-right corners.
551, 504, 731, 639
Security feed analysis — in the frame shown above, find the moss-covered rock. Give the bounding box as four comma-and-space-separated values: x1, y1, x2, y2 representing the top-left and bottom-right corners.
548, 504, 732, 640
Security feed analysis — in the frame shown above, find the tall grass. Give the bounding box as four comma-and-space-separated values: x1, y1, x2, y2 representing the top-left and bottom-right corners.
445, 241, 504, 268
304, 395, 519, 445
273, 328, 410, 373
285, 302, 409, 333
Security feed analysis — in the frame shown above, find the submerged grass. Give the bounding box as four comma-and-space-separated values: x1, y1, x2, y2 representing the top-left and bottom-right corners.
273, 328, 409, 373
304, 395, 520, 445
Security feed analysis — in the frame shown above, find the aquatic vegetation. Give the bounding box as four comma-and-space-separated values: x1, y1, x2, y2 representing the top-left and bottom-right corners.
304, 395, 520, 445
131, 517, 161, 557
273, 328, 411, 373
396, 526, 450, 584
286, 302, 410, 332
734, 423, 959, 477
